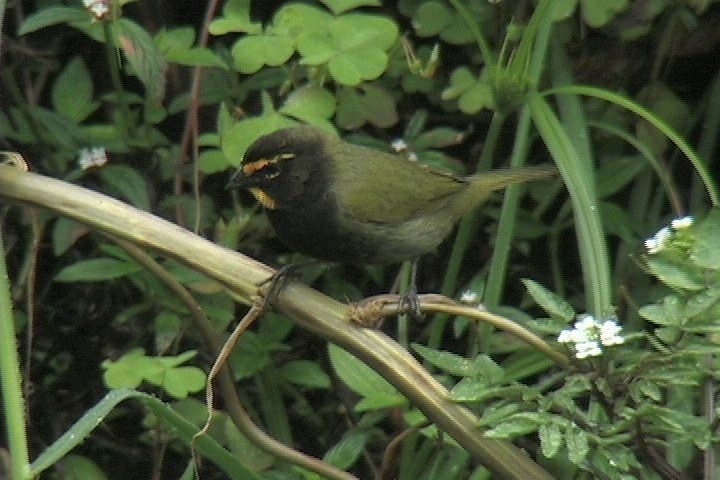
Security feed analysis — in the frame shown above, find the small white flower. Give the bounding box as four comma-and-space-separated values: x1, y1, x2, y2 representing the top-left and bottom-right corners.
575, 341, 602, 359
645, 226, 672, 254
407, 151, 419, 161
78, 146, 108, 170
599, 319, 624, 346
671, 216, 693, 230
83, 0, 110, 20
460, 290, 479, 304
391, 138, 408, 152
557, 313, 624, 359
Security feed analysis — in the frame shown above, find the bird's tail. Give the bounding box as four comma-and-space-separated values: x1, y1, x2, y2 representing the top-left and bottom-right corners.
464, 165, 557, 208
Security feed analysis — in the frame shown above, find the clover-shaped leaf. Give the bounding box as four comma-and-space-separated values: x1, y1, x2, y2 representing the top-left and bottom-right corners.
412, 1, 453, 37
320, 0, 381, 15
442, 66, 493, 114
298, 13, 398, 86
336, 84, 397, 129
280, 85, 336, 123
102, 349, 206, 399
232, 34, 295, 74
271, 3, 332, 38
209, 0, 262, 35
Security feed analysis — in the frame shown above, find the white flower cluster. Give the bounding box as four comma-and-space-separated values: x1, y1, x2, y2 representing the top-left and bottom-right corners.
557, 314, 624, 359
78, 146, 108, 170
644, 216, 693, 254
83, 0, 110, 20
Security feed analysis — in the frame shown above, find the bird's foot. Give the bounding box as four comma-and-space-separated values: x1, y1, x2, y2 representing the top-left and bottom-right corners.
348, 293, 455, 327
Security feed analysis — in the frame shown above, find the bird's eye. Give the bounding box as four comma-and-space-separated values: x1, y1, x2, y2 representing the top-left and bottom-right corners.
262, 162, 282, 179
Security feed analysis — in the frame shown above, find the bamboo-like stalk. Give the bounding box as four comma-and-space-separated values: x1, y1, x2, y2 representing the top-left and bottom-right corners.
0, 166, 554, 480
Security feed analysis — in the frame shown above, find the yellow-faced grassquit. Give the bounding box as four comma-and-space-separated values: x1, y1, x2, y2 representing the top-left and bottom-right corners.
228, 125, 555, 265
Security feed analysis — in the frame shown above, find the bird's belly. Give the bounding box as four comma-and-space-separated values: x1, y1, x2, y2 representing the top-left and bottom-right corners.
267, 209, 454, 265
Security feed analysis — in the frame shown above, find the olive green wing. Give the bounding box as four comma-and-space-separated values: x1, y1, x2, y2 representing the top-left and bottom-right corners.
330, 142, 466, 224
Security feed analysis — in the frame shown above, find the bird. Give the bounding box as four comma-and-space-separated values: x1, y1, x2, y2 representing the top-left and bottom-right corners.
228, 125, 555, 267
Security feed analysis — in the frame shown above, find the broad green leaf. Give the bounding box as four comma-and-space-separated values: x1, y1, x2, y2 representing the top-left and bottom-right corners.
98, 165, 151, 211
323, 430, 372, 468
647, 256, 705, 291
52, 57, 99, 122
155, 27, 226, 68
18, 6, 88, 35
691, 208, 720, 268
321, 0, 381, 15
60, 455, 108, 480
52, 217, 90, 256
115, 18, 167, 101
55, 258, 142, 282
279, 360, 331, 388
412, 344, 475, 376
684, 286, 720, 318
328, 344, 405, 409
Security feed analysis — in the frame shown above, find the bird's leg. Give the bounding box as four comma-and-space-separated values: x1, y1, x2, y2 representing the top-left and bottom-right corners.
398, 259, 423, 320
255, 260, 314, 306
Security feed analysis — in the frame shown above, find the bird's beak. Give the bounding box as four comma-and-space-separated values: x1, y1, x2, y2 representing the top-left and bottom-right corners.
226, 167, 247, 190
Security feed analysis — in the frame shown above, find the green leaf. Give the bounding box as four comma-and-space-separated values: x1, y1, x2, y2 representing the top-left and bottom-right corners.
691, 208, 720, 269
484, 413, 542, 438
323, 430, 372, 469
55, 258, 142, 282
539, 422, 563, 458
565, 425, 589, 464
18, 6, 89, 35
328, 344, 405, 410
279, 360, 331, 388
209, 0, 262, 35
98, 165, 151, 211
336, 84, 398, 129
412, 344, 475, 376
638, 303, 673, 326
52, 57, 99, 122
231, 34, 295, 74
684, 286, 720, 318
30, 389, 258, 479
297, 13, 398, 86
52, 217, 90, 256
647, 256, 705, 291
272, 3, 333, 38
155, 27, 227, 68
580, 0, 628, 28
199, 149, 230, 174
115, 18, 167, 101
522, 279, 575, 322
61, 455, 108, 480
163, 366, 206, 398
103, 349, 206, 399
321, 0, 381, 15
413, 1, 453, 37
280, 85, 336, 122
